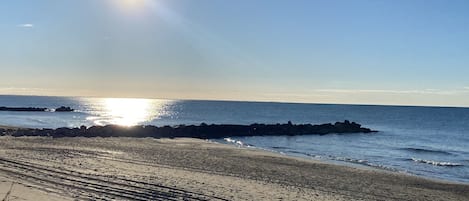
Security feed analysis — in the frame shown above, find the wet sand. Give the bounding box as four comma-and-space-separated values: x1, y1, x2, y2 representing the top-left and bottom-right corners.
0, 136, 468, 200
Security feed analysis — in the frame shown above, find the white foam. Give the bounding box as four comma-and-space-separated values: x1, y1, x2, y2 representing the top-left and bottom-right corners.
411, 158, 462, 167
223, 138, 246, 146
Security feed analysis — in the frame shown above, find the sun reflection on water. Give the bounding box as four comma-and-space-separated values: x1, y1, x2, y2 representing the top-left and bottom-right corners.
86, 98, 173, 127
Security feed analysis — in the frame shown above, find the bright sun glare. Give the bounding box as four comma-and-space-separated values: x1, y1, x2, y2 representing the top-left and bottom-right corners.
118, 0, 146, 10
99, 98, 167, 127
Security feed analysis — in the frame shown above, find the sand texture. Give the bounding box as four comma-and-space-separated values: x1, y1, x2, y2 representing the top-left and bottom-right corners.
0, 136, 468, 201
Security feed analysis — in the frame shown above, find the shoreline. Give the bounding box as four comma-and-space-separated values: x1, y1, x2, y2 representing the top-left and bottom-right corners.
1, 124, 468, 185
220, 138, 469, 186
0, 136, 468, 200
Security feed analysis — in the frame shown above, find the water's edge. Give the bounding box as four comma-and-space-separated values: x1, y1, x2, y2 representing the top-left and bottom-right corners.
217, 137, 469, 185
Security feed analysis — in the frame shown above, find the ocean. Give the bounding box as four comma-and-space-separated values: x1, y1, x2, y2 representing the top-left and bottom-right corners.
0, 95, 468, 183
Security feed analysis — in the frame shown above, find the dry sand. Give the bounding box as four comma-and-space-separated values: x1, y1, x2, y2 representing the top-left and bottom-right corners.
0, 136, 467, 201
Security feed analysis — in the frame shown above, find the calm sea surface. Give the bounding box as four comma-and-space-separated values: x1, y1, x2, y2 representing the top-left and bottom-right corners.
1, 95, 468, 183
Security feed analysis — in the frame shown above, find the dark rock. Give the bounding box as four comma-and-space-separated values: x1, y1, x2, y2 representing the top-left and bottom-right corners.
6, 120, 377, 139
55, 106, 74, 112
0, 107, 47, 112
0, 106, 74, 112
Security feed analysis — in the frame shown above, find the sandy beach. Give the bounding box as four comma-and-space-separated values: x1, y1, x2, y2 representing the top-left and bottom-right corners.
0, 136, 467, 201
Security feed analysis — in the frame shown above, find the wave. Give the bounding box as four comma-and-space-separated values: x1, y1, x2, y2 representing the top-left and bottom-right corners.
271, 146, 289, 149
410, 158, 463, 167
332, 156, 369, 165
282, 150, 304, 155
223, 138, 252, 147
401, 147, 452, 155
329, 156, 400, 171
219, 139, 402, 172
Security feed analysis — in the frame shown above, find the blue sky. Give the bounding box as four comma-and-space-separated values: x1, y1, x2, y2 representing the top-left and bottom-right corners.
1, 0, 469, 106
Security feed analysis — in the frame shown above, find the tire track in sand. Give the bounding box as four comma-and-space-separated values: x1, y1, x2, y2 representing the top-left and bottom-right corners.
0, 157, 228, 200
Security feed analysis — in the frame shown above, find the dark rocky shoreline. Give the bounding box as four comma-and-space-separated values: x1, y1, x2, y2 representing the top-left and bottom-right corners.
0, 120, 377, 139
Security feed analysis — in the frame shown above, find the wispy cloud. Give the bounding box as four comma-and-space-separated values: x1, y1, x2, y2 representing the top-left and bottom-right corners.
313, 88, 469, 96
0, 87, 51, 95
17, 23, 34, 28
313, 87, 469, 95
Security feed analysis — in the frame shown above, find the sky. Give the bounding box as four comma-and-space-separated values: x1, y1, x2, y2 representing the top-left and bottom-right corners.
1, 0, 469, 107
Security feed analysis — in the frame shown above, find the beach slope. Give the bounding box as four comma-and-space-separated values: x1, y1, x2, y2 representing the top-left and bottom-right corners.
0, 137, 467, 200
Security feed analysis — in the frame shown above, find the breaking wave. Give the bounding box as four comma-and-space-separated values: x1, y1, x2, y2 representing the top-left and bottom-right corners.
411, 158, 463, 167
327, 156, 399, 171
223, 138, 252, 147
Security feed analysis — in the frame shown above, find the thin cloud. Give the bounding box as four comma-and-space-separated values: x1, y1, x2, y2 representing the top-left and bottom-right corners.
314, 88, 468, 95
0, 87, 51, 95
17, 23, 34, 28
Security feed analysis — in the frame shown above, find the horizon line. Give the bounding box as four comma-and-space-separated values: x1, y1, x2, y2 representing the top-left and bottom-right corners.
1, 93, 468, 110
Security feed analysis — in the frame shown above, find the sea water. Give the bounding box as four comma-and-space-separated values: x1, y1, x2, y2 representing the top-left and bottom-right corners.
0, 95, 468, 183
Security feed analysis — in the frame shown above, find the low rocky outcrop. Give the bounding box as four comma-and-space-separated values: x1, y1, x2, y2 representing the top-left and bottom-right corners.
55, 106, 74, 112
1, 120, 377, 139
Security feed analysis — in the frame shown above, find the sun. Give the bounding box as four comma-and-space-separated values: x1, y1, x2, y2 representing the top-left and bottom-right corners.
114, 0, 147, 12
121, 0, 145, 8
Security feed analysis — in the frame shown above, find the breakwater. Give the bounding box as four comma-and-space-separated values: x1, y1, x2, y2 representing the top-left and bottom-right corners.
1, 120, 376, 139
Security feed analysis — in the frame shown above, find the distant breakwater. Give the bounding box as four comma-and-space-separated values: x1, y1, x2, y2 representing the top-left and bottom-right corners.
0, 106, 74, 112
0, 120, 377, 139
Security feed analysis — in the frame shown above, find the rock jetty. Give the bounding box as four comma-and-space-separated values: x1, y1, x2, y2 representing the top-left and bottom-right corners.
0, 120, 377, 139
0, 106, 74, 112
55, 106, 74, 112
0, 107, 47, 112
